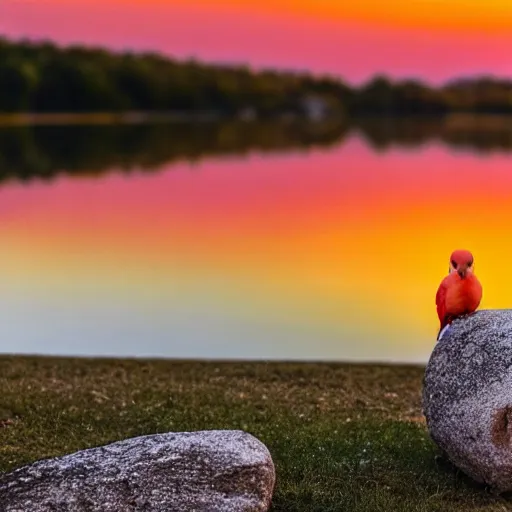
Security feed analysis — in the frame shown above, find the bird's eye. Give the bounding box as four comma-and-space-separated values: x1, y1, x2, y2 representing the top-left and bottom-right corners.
468, 260, 473, 267
451, 260, 457, 269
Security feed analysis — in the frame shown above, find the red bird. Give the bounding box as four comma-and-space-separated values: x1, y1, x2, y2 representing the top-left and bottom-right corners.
436, 249, 482, 340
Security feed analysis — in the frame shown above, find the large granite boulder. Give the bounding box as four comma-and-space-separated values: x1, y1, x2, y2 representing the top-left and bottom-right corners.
423, 309, 512, 493
0, 429, 275, 511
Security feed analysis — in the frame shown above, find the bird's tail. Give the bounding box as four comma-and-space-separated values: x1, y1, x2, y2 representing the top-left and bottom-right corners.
437, 323, 451, 341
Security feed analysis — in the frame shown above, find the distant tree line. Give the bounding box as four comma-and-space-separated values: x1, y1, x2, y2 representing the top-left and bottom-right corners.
352, 76, 512, 115
0, 38, 349, 118
1, 38, 512, 117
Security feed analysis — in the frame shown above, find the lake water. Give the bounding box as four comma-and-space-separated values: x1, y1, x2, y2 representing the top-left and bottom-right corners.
1, 120, 511, 363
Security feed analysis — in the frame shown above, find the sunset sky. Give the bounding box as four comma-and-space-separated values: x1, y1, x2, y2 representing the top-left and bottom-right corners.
2, 0, 512, 84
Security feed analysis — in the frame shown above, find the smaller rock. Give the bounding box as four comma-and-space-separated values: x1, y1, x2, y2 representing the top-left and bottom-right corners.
0, 429, 276, 511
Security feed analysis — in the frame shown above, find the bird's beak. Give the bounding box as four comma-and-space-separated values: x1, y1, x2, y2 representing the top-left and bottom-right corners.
457, 265, 468, 279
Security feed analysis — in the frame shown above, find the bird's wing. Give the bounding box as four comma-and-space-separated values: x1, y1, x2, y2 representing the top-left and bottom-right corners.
435, 276, 449, 327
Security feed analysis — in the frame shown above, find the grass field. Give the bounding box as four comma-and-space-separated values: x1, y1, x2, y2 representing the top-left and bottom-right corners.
0, 357, 509, 511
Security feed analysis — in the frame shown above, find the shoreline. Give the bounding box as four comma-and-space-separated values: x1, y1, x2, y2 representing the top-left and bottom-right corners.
0, 353, 427, 368
0, 111, 226, 126
0, 111, 511, 127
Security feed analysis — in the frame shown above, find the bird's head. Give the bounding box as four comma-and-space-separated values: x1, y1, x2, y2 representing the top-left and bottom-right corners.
449, 249, 474, 279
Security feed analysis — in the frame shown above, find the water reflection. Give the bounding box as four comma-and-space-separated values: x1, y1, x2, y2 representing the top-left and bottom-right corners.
0, 119, 511, 362
0, 116, 511, 185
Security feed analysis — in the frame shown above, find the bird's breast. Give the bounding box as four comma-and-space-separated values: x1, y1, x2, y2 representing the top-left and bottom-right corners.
445, 275, 482, 314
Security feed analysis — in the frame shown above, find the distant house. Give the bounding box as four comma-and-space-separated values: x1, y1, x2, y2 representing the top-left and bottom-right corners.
237, 108, 257, 121
300, 96, 330, 121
